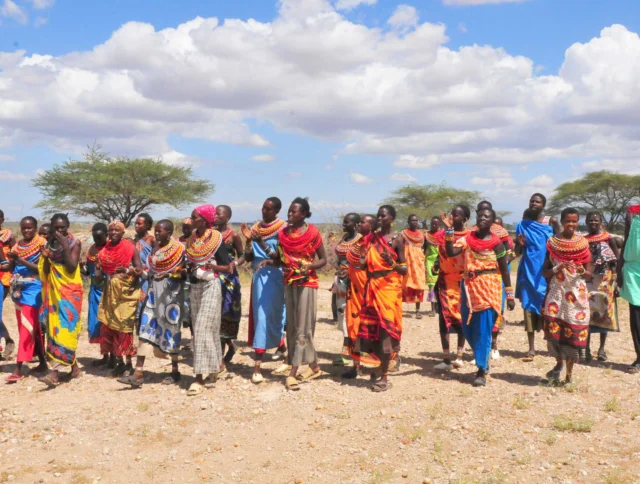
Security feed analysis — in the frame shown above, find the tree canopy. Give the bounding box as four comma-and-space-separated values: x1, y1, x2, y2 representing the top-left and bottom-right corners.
382, 183, 482, 224
548, 171, 640, 229
33, 148, 214, 227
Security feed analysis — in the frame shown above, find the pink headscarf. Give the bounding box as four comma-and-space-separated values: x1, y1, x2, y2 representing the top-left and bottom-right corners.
194, 204, 217, 228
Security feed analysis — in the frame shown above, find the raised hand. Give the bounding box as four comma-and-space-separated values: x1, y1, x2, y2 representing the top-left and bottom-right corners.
439, 212, 453, 229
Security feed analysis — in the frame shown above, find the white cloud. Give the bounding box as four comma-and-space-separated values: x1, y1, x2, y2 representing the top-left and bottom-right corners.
1, 0, 28, 24
394, 155, 439, 169
30, 0, 55, 9
350, 172, 373, 184
443, 0, 526, 5
33, 16, 47, 27
251, 154, 276, 162
457, 22, 467, 33
334, 0, 376, 11
0, 170, 30, 182
387, 5, 418, 32
0, 154, 14, 162
157, 150, 202, 168
390, 172, 418, 183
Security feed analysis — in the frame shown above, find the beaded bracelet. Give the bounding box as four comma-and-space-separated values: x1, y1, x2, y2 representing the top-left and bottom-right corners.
505, 285, 515, 300
444, 234, 455, 243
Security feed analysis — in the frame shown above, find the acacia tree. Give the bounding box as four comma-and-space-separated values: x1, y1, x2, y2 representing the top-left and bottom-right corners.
33, 148, 214, 227
382, 183, 482, 223
549, 171, 640, 229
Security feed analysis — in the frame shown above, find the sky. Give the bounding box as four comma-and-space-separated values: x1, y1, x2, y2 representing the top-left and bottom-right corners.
1, 0, 639, 224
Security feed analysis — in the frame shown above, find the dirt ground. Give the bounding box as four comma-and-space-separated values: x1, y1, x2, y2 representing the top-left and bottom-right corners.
1, 275, 640, 484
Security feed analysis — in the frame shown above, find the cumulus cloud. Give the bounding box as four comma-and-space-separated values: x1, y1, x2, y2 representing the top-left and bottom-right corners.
0, 170, 31, 182
350, 172, 373, 184
390, 172, 418, 183
30, 0, 55, 9
334, 0, 376, 11
158, 150, 202, 168
0, 1, 638, 184
1, 0, 28, 24
251, 154, 276, 162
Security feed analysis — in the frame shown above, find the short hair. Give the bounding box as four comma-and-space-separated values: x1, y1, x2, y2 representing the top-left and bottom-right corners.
477, 200, 492, 210
345, 212, 361, 223
50, 213, 70, 226
21, 216, 38, 227
362, 214, 378, 230
560, 207, 580, 221
291, 197, 312, 218
218, 205, 232, 219
156, 219, 174, 232
530, 193, 547, 207
137, 212, 153, 230
92, 222, 108, 233
266, 197, 282, 212
455, 204, 471, 220
586, 211, 603, 222
0, 209, 4, 218
431, 216, 441, 222
379, 205, 396, 220
407, 213, 419, 222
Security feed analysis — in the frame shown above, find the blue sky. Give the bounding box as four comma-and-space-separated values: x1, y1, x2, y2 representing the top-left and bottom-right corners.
1, 0, 639, 224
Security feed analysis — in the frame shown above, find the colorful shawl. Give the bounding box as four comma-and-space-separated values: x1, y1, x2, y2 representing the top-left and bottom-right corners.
345, 237, 367, 343
585, 233, 618, 332
401, 229, 426, 303
279, 223, 322, 288
515, 219, 554, 315
98, 239, 136, 275
0, 228, 14, 287
85, 246, 104, 343
219, 229, 242, 339
425, 230, 439, 290
431, 229, 468, 328
10, 235, 46, 307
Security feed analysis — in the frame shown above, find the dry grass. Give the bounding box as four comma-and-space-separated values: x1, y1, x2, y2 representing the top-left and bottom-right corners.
553, 415, 594, 433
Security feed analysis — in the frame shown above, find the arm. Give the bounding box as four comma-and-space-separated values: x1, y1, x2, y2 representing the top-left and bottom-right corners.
62, 238, 81, 273
391, 236, 408, 276
445, 230, 463, 258
496, 243, 515, 311
308, 243, 327, 272
541, 252, 555, 280
608, 237, 620, 268
231, 233, 246, 267
549, 216, 560, 236
208, 243, 231, 274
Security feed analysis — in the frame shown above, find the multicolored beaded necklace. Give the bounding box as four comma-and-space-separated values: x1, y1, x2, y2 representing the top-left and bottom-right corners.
335, 233, 362, 258
547, 234, 591, 265
149, 238, 184, 275
13, 234, 46, 259
585, 231, 610, 244
186, 228, 222, 265
0, 228, 13, 244
252, 218, 286, 240
401, 229, 425, 248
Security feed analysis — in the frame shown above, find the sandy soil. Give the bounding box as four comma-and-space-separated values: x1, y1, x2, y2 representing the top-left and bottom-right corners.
1, 276, 640, 484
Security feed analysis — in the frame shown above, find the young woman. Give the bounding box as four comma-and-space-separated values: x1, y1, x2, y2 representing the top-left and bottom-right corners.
86, 223, 108, 365
2, 217, 47, 382
0, 209, 16, 359
431, 205, 470, 371
97, 220, 143, 377
618, 205, 640, 373
278, 198, 327, 391
356, 205, 406, 392
134, 213, 155, 316
119, 220, 186, 388
443, 208, 515, 387
215, 205, 245, 366
424, 216, 441, 317
333, 213, 361, 366
402, 214, 426, 319
542, 208, 592, 384
184, 204, 231, 396
584, 211, 619, 362
243, 197, 287, 384
342, 214, 376, 379
39, 214, 83, 386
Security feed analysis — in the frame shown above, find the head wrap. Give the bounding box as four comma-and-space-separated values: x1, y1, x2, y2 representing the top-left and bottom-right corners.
108, 220, 126, 232
182, 217, 193, 225
194, 205, 216, 228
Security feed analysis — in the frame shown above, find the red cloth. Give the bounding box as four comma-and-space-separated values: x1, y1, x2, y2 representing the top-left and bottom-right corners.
100, 325, 135, 357
629, 205, 640, 215
98, 239, 136, 275
15, 304, 43, 363
195, 204, 217, 228
466, 231, 501, 252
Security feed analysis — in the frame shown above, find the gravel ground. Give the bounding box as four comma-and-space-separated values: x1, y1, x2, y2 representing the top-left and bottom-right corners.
1, 276, 640, 484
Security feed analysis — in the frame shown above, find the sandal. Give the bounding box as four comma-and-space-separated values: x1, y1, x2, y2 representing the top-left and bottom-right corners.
6, 373, 24, 384
297, 367, 326, 381
38, 373, 59, 388
388, 356, 401, 373
372, 381, 392, 392
597, 349, 608, 362
416, 313, 423, 320
251, 373, 264, 384
111, 362, 127, 377
522, 351, 535, 362
628, 363, 640, 374
118, 374, 144, 388
271, 350, 286, 362
272, 364, 291, 376
285, 376, 300, 391
162, 372, 181, 385
187, 382, 205, 396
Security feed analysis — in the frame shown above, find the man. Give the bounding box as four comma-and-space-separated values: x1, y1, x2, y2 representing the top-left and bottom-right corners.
515, 193, 559, 361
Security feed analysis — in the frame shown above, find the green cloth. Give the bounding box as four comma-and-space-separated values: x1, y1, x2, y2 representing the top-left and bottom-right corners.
621, 215, 640, 306
425, 244, 439, 289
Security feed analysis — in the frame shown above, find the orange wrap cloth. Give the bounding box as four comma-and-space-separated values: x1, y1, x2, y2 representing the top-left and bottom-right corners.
345, 238, 367, 342
401, 229, 426, 303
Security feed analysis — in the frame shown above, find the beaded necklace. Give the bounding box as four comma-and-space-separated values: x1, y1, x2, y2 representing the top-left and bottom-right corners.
221, 228, 235, 245
335, 233, 362, 258
585, 231, 610, 244
186, 228, 222, 265
86, 244, 104, 263
547, 233, 590, 265
13, 234, 46, 259
251, 218, 286, 240
0, 228, 13, 244
149, 238, 184, 275
401, 229, 425, 248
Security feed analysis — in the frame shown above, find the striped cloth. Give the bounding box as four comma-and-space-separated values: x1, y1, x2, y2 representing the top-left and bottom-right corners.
189, 279, 223, 375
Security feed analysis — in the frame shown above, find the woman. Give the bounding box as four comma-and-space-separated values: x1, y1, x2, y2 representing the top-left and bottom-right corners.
542, 208, 592, 384
135, 213, 155, 315
334, 213, 361, 366
97, 220, 143, 377
86, 223, 108, 366
39, 214, 83, 386
619, 205, 640, 373
243, 197, 287, 384
356, 205, 406, 392
342, 214, 376, 379
443, 208, 515, 387
184, 204, 231, 396
215, 205, 245, 365
583, 211, 619, 362
429, 205, 469, 371
119, 220, 185, 387
424, 216, 441, 317
278, 198, 327, 391
402, 214, 426, 319
0, 209, 16, 359
2, 217, 47, 382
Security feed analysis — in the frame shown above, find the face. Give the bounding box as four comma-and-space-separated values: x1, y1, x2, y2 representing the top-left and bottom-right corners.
215, 207, 229, 228
181, 223, 193, 237
191, 210, 206, 231
108, 225, 124, 243
561, 213, 580, 236
154, 223, 172, 244
38, 225, 51, 238
262, 200, 278, 223
360, 216, 375, 235
377, 208, 394, 229
134, 217, 148, 235
52, 218, 69, 237
21, 219, 37, 240
408, 216, 420, 231
430, 218, 440, 232
0, 214, 4, 227
529, 195, 545, 213
93, 229, 107, 246
343, 215, 358, 234
587, 214, 602, 234
476, 209, 494, 230
451, 207, 467, 227
287, 203, 306, 225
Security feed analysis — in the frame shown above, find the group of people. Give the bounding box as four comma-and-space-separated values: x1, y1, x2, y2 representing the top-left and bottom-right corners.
0, 191, 639, 393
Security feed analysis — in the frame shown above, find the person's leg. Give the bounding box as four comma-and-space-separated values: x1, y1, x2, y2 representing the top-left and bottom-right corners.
415, 302, 422, 319
629, 304, 640, 369
545, 339, 564, 382
470, 310, 493, 386
597, 333, 608, 361
565, 357, 575, 383
435, 309, 453, 369
585, 332, 593, 362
